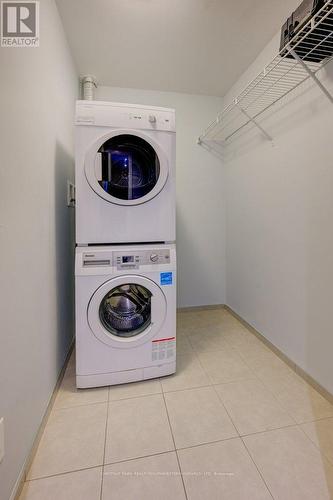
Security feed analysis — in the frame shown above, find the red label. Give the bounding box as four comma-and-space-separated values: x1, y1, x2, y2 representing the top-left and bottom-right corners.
152, 337, 176, 343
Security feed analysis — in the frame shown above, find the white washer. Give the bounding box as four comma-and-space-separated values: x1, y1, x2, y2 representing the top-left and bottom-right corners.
75, 100, 176, 245
75, 243, 176, 388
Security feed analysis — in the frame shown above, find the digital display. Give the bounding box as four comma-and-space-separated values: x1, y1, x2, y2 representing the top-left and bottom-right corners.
122, 256, 134, 263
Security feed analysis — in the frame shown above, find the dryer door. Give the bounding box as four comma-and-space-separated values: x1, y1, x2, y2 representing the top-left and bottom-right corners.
85, 131, 169, 206
88, 275, 167, 348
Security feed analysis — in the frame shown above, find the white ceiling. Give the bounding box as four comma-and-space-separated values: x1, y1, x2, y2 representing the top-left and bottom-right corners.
56, 0, 299, 97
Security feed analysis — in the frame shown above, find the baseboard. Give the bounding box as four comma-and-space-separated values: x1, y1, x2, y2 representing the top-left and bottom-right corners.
177, 303, 333, 405
225, 305, 333, 406
177, 304, 225, 313
12, 341, 74, 500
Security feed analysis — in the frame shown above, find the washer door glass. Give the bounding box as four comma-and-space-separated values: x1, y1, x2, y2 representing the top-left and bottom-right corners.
97, 134, 160, 201
99, 283, 152, 338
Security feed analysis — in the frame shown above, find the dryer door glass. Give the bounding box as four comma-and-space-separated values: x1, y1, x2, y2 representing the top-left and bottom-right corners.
99, 283, 152, 337
97, 134, 160, 201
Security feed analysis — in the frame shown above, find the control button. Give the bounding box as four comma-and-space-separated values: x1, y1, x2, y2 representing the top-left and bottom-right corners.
148, 115, 156, 123
150, 253, 159, 262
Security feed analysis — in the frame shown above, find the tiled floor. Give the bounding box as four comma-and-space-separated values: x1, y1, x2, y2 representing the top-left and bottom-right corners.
20, 309, 333, 499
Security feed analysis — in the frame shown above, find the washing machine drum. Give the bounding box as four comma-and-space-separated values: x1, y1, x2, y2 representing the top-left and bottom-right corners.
98, 135, 160, 201
99, 284, 152, 338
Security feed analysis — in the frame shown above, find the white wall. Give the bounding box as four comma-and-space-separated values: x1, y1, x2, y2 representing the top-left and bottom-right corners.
0, 1, 78, 498
223, 34, 333, 394
95, 86, 226, 308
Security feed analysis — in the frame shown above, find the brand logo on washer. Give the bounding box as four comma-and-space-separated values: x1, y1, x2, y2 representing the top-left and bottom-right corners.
1, 1, 39, 47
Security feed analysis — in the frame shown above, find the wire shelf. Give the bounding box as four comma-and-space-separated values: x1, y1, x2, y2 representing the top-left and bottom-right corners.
198, 0, 333, 146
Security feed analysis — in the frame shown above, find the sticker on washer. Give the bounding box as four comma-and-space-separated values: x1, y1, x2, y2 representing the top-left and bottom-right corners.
160, 272, 173, 285
152, 337, 176, 361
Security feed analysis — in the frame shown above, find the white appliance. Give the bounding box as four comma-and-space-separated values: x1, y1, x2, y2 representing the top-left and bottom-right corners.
75, 100, 176, 245
75, 243, 176, 388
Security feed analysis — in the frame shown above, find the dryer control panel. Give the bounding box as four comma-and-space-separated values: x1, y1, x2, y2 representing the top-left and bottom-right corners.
75, 101, 175, 132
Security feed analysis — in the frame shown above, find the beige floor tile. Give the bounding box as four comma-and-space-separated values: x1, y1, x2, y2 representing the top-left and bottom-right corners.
279, 387, 333, 424
54, 363, 108, 410
222, 327, 258, 349
244, 426, 333, 500
301, 418, 333, 464
204, 311, 243, 330
109, 379, 161, 401
165, 386, 237, 448
20, 467, 102, 500
258, 367, 302, 395
27, 403, 107, 479
160, 352, 210, 393
177, 310, 243, 340
177, 309, 237, 333
243, 349, 292, 375
255, 364, 333, 423
232, 338, 270, 360
177, 312, 202, 334
187, 330, 230, 353
104, 394, 174, 464
265, 373, 333, 424
198, 348, 253, 385
176, 335, 194, 354
215, 379, 295, 435
178, 438, 272, 500
102, 452, 186, 500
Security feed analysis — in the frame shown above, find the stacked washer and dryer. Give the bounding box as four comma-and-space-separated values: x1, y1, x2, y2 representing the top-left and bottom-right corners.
74, 100, 177, 388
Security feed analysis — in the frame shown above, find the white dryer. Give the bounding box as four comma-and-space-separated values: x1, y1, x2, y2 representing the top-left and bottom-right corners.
75, 243, 176, 388
75, 100, 176, 245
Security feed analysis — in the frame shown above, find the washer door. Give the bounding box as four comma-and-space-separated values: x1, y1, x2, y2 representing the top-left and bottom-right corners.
88, 275, 167, 348
85, 130, 169, 206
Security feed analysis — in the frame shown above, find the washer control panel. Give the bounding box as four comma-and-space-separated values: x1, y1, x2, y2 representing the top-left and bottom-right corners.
113, 249, 170, 269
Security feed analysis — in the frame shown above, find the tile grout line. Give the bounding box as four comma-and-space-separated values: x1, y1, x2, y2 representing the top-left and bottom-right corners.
193, 345, 242, 439
24, 464, 104, 483
103, 449, 182, 468
27, 419, 333, 485
99, 386, 111, 500
161, 391, 189, 500
240, 436, 275, 500
193, 345, 281, 499
54, 397, 110, 412
189, 332, 288, 444
25, 422, 305, 485
162, 383, 214, 395
296, 421, 333, 466
218, 332, 303, 426
50, 399, 109, 414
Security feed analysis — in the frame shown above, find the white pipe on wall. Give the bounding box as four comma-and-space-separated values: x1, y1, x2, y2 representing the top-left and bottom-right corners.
81, 75, 97, 100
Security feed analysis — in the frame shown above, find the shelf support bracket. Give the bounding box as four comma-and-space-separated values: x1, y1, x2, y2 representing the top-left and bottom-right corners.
289, 49, 333, 104
235, 103, 273, 142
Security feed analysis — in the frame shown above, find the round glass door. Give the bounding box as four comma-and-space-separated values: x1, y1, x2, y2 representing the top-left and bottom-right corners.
99, 283, 152, 338
85, 131, 169, 206
97, 134, 160, 201
88, 275, 167, 348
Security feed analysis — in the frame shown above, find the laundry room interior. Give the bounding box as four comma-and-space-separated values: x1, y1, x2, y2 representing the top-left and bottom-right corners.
2, 0, 333, 499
